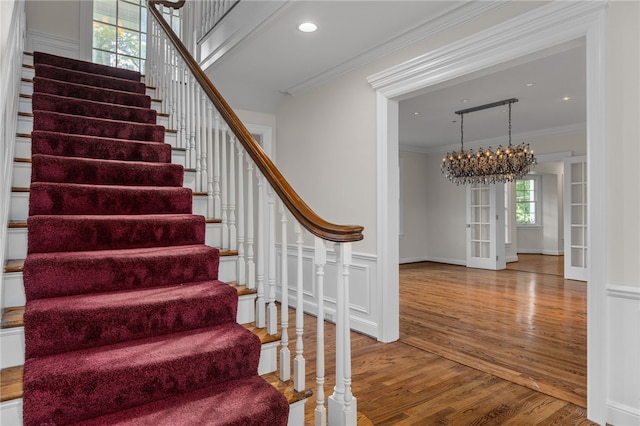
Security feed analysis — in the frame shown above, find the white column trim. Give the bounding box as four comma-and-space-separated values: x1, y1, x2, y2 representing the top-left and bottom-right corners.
368, 1, 608, 423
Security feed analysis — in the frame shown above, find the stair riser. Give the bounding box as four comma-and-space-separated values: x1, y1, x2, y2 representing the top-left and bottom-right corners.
1, 294, 260, 371
2, 273, 25, 307
3, 223, 228, 302
10, 188, 199, 221
3, 295, 252, 368
13, 135, 185, 167
0, 399, 22, 426
0, 327, 25, 369
17, 114, 174, 144
21, 97, 168, 129
6, 222, 224, 259
0, 379, 302, 426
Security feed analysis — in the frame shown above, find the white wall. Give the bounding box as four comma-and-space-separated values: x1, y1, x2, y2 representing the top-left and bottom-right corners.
1, 0, 16, 59
25, 0, 81, 58
399, 131, 584, 265
398, 151, 429, 263
605, 2, 640, 424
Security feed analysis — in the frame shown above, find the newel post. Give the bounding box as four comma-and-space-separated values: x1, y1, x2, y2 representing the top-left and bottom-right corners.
329, 242, 357, 426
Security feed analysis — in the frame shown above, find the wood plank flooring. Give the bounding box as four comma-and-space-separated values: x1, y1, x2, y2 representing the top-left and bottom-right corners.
295, 255, 594, 424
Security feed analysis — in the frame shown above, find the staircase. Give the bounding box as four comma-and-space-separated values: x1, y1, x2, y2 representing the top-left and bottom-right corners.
2, 1, 365, 425
1, 51, 302, 425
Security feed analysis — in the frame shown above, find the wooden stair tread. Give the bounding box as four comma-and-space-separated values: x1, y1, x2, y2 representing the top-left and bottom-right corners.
1, 306, 25, 329
244, 324, 281, 345
0, 366, 23, 402
261, 372, 312, 405
228, 281, 257, 297
14, 157, 32, 163
4, 259, 24, 273
11, 187, 29, 193
8, 221, 27, 229
205, 218, 222, 224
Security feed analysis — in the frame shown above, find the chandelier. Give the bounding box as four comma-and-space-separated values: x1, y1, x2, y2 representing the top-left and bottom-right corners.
441, 98, 536, 185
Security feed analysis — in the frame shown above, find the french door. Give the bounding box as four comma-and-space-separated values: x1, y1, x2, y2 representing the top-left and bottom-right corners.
466, 183, 506, 270
564, 156, 588, 281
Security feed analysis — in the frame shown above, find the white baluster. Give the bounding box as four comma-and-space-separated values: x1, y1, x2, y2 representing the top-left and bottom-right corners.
188, 75, 197, 169
200, 93, 209, 198
267, 187, 277, 335
236, 144, 246, 285
314, 237, 327, 426
220, 127, 228, 249
194, 86, 202, 192
341, 244, 357, 425
279, 202, 290, 381
255, 170, 266, 328
178, 66, 187, 150
228, 135, 237, 251
206, 104, 215, 218
246, 160, 256, 290
294, 222, 306, 392
213, 114, 221, 218
329, 244, 346, 426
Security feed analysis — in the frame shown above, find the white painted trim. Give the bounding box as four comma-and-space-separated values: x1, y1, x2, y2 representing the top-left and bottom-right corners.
606, 400, 640, 426
26, 30, 79, 59
284, 1, 505, 96
78, 0, 93, 61
369, 1, 608, 423
426, 257, 466, 267
605, 285, 640, 425
606, 285, 640, 300
0, 398, 22, 426
399, 256, 429, 265
376, 92, 399, 343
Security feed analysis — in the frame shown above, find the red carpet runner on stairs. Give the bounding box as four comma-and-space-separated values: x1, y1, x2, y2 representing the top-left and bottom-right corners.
22, 52, 289, 425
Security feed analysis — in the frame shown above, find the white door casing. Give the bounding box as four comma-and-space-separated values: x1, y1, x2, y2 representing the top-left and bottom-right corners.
368, 2, 607, 422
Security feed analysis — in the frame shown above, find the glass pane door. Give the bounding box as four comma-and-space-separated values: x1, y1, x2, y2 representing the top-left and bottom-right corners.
466, 183, 505, 270
564, 156, 588, 281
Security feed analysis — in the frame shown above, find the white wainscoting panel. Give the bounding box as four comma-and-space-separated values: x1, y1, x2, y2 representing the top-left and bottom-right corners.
276, 244, 379, 339
606, 285, 640, 426
27, 31, 79, 58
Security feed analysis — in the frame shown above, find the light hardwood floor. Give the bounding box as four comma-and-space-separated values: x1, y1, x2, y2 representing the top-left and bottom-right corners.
297, 255, 594, 425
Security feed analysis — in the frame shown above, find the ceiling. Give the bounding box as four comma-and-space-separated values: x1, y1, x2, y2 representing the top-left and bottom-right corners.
202, 1, 586, 152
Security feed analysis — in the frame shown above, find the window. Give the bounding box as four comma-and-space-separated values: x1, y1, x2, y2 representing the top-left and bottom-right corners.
92, 0, 147, 72
516, 175, 541, 226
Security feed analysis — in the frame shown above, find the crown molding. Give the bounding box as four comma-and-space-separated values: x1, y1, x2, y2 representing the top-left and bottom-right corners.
284, 1, 505, 96
368, 1, 607, 99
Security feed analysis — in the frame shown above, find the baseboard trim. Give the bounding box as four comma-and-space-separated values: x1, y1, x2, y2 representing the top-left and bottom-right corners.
607, 400, 640, 426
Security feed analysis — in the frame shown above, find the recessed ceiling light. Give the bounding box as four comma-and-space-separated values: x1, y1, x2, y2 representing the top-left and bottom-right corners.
462, 99, 469, 103
526, 82, 534, 87
298, 22, 318, 33
413, 111, 420, 116
563, 96, 571, 101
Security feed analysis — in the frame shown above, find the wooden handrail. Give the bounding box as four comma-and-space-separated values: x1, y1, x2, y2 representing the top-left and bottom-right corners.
147, 0, 363, 243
